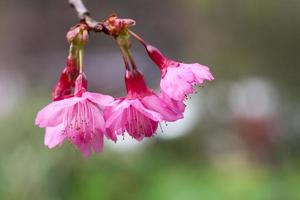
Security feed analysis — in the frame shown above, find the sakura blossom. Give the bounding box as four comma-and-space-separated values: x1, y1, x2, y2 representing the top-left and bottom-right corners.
104, 69, 184, 141
36, 74, 114, 157
136, 41, 214, 101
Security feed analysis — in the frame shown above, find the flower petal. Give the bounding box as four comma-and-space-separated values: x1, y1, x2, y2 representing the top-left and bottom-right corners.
104, 99, 161, 141
92, 131, 104, 153
142, 94, 184, 122
35, 97, 84, 128
187, 63, 214, 84
44, 124, 66, 149
71, 133, 92, 157
104, 100, 129, 140
160, 67, 194, 101
159, 92, 185, 114
129, 99, 163, 121
89, 103, 105, 132
83, 92, 114, 108
104, 100, 129, 129
125, 106, 158, 141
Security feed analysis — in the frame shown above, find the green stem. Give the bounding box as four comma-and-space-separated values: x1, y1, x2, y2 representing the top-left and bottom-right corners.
125, 47, 137, 70
116, 37, 131, 70
115, 30, 138, 71
69, 43, 78, 59
78, 47, 84, 73
119, 45, 130, 70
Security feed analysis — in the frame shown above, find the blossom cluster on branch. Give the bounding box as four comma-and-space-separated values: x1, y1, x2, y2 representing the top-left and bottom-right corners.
35, 13, 214, 157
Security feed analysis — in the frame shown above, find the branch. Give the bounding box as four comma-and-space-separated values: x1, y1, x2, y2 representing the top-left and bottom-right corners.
68, 0, 103, 31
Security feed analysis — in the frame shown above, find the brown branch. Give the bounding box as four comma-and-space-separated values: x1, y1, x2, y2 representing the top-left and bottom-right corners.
68, 0, 103, 31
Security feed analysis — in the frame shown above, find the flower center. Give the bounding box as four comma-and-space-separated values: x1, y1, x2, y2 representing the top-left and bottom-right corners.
62, 101, 95, 143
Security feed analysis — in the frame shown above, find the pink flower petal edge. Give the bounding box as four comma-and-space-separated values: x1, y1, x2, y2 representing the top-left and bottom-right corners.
160, 63, 214, 101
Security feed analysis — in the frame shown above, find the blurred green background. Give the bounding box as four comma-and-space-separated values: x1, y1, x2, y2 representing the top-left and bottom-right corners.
0, 0, 300, 199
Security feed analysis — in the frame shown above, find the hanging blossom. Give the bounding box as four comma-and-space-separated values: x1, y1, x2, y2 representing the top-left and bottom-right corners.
105, 69, 185, 141
36, 74, 113, 157
129, 31, 214, 101
52, 23, 89, 101
35, 4, 215, 156
35, 24, 113, 157
103, 25, 184, 141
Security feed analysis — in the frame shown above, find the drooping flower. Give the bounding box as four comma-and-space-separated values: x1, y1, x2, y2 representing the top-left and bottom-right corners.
128, 31, 214, 101
35, 73, 114, 157
145, 45, 214, 101
52, 23, 90, 101
104, 69, 184, 141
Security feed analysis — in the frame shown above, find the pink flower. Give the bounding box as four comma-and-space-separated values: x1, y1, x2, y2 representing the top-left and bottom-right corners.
35, 74, 114, 157
104, 69, 184, 141
145, 44, 214, 101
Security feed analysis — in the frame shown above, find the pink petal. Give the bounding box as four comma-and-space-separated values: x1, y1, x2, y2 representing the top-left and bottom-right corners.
83, 92, 114, 108
35, 97, 84, 128
125, 106, 158, 141
142, 94, 184, 122
187, 63, 214, 84
77, 144, 92, 157
159, 92, 185, 114
104, 100, 129, 140
71, 134, 92, 157
129, 99, 163, 121
90, 103, 106, 132
104, 100, 130, 130
160, 67, 194, 101
104, 99, 161, 141
92, 131, 104, 153
44, 124, 66, 149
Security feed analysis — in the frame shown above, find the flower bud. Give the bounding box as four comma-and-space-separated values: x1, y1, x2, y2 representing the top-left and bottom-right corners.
66, 24, 89, 46
104, 15, 136, 36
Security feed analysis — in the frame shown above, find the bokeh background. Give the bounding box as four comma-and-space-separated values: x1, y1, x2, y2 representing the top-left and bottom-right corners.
0, 0, 300, 199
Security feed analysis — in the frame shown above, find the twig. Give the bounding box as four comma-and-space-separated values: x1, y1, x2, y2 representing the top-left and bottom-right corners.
68, 0, 103, 31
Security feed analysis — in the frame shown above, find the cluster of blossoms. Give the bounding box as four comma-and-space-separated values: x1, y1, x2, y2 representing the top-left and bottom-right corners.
35, 15, 214, 157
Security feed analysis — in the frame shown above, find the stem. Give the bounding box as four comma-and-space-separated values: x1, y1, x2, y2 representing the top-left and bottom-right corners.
125, 48, 137, 70
68, 43, 77, 59
78, 47, 84, 73
69, 0, 88, 18
118, 45, 130, 70
116, 35, 131, 70
68, 0, 102, 31
128, 30, 147, 47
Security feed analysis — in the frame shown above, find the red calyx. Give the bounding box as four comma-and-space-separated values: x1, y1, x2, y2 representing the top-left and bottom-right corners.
145, 45, 168, 70
52, 58, 79, 101
125, 69, 152, 99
